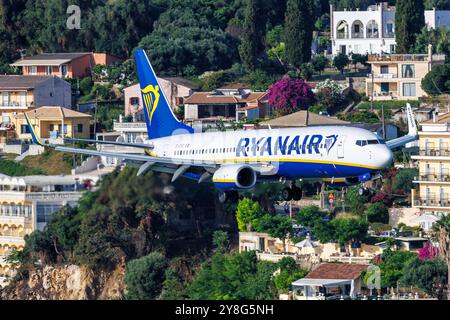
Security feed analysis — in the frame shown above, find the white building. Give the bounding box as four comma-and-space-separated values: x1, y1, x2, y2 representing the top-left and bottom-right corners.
331, 2, 450, 55
0, 173, 101, 286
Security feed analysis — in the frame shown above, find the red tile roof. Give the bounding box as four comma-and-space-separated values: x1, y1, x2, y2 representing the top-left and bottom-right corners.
305, 263, 367, 280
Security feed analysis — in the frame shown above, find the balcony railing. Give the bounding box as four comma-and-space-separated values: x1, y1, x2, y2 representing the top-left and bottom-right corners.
113, 121, 147, 131
368, 54, 446, 62
385, 32, 395, 38
419, 148, 450, 157
373, 73, 397, 79
373, 91, 398, 97
0, 191, 83, 202
336, 32, 349, 39
0, 216, 27, 225
351, 32, 364, 39
0, 102, 31, 108
414, 196, 450, 207
415, 170, 450, 182
0, 235, 25, 245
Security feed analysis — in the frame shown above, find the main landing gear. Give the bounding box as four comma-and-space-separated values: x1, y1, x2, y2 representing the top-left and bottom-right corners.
282, 183, 302, 201
218, 190, 239, 204
358, 186, 374, 197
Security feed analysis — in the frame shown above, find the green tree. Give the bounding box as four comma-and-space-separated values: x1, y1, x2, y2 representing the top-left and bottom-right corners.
425, 0, 450, 10
333, 53, 349, 74
236, 198, 266, 232
344, 186, 367, 215
395, 0, 425, 53
273, 257, 308, 293
392, 168, 419, 193
400, 258, 448, 298
312, 54, 328, 74
255, 214, 293, 252
285, 0, 314, 68
421, 63, 450, 95
125, 252, 168, 300
375, 249, 416, 288
365, 203, 389, 224
79, 77, 94, 96
187, 251, 277, 300
239, 0, 265, 71
351, 53, 368, 72
433, 214, 450, 300
212, 230, 230, 253
330, 217, 368, 246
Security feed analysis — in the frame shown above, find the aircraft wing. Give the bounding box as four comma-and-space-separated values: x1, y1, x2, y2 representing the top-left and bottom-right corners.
55, 145, 216, 168
64, 137, 154, 149
386, 103, 418, 150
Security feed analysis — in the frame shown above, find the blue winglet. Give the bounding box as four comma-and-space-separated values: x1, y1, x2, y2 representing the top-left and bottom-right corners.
24, 112, 44, 146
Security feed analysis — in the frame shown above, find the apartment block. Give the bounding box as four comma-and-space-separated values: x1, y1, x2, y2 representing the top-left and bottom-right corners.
0, 173, 100, 286
365, 50, 445, 100
411, 113, 450, 229
11, 52, 121, 79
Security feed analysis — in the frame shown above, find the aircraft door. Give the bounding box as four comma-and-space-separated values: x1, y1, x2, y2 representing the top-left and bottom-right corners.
337, 136, 346, 159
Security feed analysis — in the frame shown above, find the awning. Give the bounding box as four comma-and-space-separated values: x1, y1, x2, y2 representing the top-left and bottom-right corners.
292, 278, 352, 288
11, 59, 71, 67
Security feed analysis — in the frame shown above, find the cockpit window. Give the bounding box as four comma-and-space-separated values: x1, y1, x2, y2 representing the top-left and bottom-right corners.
356, 140, 367, 146
367, 139, 379, 145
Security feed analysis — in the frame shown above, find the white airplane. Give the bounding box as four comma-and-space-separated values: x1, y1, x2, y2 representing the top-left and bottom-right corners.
25, 49, 418, 203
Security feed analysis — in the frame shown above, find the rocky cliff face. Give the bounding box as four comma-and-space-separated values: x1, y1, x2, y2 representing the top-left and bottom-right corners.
0, 262, 126, 300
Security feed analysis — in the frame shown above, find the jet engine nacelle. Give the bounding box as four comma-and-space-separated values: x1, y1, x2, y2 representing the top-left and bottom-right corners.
212, 165, 257, 190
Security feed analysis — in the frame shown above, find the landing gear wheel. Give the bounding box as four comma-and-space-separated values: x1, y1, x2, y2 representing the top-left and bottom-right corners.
218, 191, 227, 203
292, 187, 303, 201
282, 187, 293, 201
218, 190, 239, 203
358, 187, 370, 196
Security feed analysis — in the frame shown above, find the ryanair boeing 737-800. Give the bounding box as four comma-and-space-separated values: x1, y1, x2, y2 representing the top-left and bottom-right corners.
25, 49, 418, 202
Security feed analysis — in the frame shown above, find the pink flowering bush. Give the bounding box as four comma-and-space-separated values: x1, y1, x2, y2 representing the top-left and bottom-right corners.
267, 77, 315, 115
417, 241, 439, 260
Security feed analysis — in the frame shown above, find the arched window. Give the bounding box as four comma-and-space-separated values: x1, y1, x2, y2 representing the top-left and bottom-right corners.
336, 21, 349, 39
352, 20, 364, 38
367, 20, 379, 38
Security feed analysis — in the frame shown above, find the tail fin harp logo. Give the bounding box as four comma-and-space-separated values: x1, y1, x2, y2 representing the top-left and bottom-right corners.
142, 85, 160, 125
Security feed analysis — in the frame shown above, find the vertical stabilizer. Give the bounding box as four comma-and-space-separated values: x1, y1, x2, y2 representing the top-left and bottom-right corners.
134, 50, 194, 139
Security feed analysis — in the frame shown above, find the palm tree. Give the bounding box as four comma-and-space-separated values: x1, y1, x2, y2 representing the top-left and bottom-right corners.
433, 215, 450, 300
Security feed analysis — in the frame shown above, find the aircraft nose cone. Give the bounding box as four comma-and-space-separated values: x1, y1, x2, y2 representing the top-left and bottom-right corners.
378, 146, 393, 168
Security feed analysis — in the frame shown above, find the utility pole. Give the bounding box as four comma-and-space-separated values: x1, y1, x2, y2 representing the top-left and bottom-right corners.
93, 90, 98, 139
371, 71, 374, 112
381, 104, 386, 140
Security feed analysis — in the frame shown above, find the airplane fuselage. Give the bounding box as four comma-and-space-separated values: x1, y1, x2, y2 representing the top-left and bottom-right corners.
148, 125, 393, 181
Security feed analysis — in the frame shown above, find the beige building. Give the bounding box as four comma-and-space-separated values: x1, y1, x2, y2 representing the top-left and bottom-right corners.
124, 77, 198, 120
366, 49, 445, 100
0, 76, 72, 142
412, 112, 450, 227
13, 106, 91, 143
